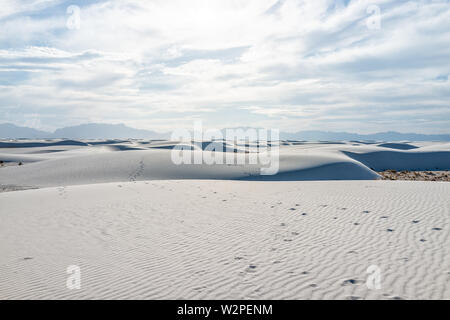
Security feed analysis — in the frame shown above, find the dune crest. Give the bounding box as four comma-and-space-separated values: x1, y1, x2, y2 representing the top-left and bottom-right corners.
1, 140, 449, 189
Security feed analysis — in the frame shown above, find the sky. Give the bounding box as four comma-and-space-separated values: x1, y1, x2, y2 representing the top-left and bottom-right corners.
0, 0, 449, 133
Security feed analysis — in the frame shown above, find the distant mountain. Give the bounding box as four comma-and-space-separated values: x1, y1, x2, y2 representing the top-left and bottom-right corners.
1, 123, 449, 141
280, 130, 450, 142
53, 123, 168, 139
363, 131, 450, 141
0, 123, 51, 139
221, 128, 450, 142
0, 123, 168, 139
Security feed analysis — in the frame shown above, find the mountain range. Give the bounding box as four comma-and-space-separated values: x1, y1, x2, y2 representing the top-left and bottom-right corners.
0, 123, 166, 139
1, 123, 450, 141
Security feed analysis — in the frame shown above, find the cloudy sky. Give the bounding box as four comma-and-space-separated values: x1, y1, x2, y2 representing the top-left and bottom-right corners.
0, 0, 449, 133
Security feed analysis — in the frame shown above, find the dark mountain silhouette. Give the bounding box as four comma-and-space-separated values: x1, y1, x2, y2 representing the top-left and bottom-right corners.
0, 123, 167, 139
53, 123, 166, 139
0, 123, 51, 139
1, 123, 449, 141
280, 130, 450, 142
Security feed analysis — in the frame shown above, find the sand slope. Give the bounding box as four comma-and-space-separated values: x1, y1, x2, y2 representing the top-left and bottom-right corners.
0, 180, 448, 300
1, 140, 449, 188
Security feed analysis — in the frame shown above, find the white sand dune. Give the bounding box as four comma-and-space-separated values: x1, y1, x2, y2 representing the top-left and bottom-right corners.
1, 140, 449, 188
0, 139, 89, 148
0, 149, 379, 187
343, 150, 450, 171
1, 140, 449, 300
376, 143, 419, 150
0, 180, 448, 300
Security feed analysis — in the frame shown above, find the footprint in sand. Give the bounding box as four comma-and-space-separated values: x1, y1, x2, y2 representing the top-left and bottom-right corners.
246, 265, 257, 272
342, 279, 363, 286
57, 187, 67, 198
193, 286, 207, 292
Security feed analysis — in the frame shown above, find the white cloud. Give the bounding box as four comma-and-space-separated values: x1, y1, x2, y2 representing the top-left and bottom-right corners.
0, 0, 449, 133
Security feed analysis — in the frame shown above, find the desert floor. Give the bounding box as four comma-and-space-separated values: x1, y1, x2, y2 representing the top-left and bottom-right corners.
0, 140, 449, 299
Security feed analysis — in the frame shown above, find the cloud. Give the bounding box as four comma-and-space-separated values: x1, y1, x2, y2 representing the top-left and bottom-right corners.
0, 0, 449, 133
